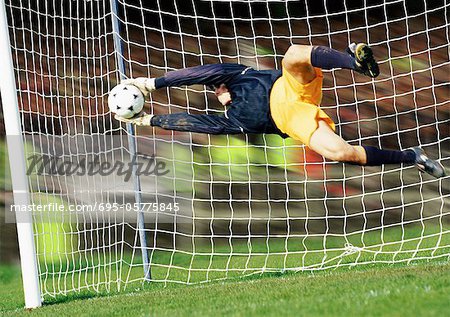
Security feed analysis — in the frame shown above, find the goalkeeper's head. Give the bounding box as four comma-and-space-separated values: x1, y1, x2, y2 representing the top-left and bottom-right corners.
209, 84, 231, 106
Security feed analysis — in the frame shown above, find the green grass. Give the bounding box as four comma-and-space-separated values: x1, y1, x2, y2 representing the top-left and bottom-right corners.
6, 223, 444, 316
1, 261, 450, 316
1, 224, 449, 316
29, 223, 450, 298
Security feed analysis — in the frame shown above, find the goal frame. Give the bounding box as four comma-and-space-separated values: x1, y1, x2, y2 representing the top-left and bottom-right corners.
1, 0, 448, 309
0, 0, 41, 309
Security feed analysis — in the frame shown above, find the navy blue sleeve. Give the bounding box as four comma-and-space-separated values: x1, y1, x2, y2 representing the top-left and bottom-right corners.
154, 64, 249, 89
151, 112, 243, 135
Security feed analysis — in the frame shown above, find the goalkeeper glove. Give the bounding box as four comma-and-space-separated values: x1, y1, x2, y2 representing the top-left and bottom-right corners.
121, 77, 156, 97
114, 112, 154, 126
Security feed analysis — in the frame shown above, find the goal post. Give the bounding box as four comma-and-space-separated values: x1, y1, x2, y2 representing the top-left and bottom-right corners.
109, 0, 151, 282
1, 0, 449, 308
0, 0, 41, 308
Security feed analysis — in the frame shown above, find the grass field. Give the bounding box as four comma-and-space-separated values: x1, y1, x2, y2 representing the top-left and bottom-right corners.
23, 222, 449, 298
2, 223, 450, 317
1, 261, 450, 316
1, 222, 449, 316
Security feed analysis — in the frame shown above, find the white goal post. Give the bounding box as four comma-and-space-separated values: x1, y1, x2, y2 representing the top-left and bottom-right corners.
0, 0, 41, 308
1, 0, 449, 309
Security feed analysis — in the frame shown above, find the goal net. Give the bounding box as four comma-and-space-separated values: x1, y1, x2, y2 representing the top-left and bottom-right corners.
3, 0, 449, 303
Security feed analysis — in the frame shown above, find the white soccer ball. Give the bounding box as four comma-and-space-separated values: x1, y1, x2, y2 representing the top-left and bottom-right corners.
108, 84, 145, 119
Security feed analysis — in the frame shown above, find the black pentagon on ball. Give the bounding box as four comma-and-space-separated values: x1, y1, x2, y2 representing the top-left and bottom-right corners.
116, 105, 121, 109
133, 94, 138, 99
123, 86, 128, 90
128, 106, 134, 111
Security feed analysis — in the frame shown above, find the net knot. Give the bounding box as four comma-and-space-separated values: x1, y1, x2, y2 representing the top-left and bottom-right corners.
344, 243, 363, 254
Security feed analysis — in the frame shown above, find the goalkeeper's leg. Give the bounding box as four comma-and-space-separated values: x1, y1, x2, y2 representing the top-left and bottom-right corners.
309, 120, 446, 178
283, 43, 379, 80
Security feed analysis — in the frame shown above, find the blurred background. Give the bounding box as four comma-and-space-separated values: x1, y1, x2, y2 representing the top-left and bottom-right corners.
0, 0, 449, 293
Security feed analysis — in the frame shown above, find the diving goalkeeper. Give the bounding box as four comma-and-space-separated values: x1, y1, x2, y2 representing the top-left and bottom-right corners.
115, 43, 445, 178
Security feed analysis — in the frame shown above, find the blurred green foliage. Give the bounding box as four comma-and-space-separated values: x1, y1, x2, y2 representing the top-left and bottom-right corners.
159, 134, 302, 193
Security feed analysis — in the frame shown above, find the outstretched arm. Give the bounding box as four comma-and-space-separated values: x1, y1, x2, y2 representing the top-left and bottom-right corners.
122, 64, 248, 96
116, 112, 243, 135
155, 64, 248, 89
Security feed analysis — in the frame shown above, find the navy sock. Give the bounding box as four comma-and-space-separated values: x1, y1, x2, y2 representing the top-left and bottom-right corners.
310, 46, 355, 70
363, 146, 416, 166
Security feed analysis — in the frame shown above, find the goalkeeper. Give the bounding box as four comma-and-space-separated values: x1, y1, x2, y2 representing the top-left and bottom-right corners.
116, 43, 445, 178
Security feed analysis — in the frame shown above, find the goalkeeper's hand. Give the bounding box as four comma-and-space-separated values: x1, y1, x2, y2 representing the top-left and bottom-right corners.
121, 77, 156, 98
114, 112, 154, 126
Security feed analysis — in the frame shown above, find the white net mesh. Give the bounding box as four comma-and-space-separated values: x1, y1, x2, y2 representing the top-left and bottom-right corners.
4, 0, 450, 300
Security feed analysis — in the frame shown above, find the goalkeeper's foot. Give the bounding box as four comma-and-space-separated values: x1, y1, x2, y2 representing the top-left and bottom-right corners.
346, 43, 380, 78
114, 112, 153, 126
411, 147, 446, 178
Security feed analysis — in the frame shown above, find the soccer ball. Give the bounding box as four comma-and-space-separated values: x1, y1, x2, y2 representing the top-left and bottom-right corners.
108, 84, 145, 119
